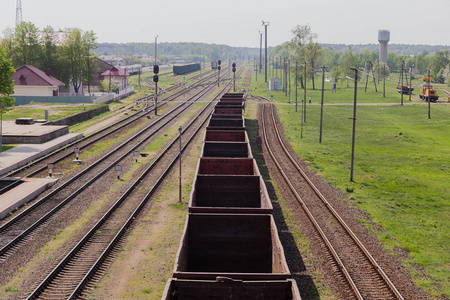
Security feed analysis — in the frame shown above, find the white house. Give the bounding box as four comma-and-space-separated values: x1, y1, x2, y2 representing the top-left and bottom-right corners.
12, 65, 65, 96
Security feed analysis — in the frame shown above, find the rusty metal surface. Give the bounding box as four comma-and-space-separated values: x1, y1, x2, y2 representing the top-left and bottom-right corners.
208, 118, 244, 128
173, 214, 290, 280
198, 158, 257, 175
202, 142, 250, 158
211, 113, 244, 119
162, 278, 301, 300
213, 107, 243, 115
204, 130, 248, 142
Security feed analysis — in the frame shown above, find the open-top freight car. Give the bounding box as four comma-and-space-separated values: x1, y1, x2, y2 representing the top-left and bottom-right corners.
162, 92, 301, 299
173, 63, 201, 75
163, 278, 301, 300
172, 213, 290, 279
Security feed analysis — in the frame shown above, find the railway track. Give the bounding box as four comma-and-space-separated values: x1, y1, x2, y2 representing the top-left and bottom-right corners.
258, 96, 403, 300
0, 69, 221, 196
0, 71, 231, 273
23, 81, 234, 300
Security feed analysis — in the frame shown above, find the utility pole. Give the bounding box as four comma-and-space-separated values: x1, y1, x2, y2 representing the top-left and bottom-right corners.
295, 62, 298, 112
350, 67, 359, 182
272, 56, 274, 78
275, 57, 278, 78
371, 61, 378, 92
138, 68, 141, 92
364, 59, 369, 92
301, 63, 304, 138
377, 60, 380, 84
289, 59, 291, 103
262, 21, 269, 83
255, 58, 258, 81
179, 126, 182, 202
284, 58, 287, 96
281, 58, 284, 92
428, 69, 431, 119
304, 62, 307, 122
154, 35, 158, 66
401, 61, 404, 106
409, 65, 413, 101
1, 100, 3, 152
319, 66, 326, 143
259, 31, 263, 73
383, 64, 386, 98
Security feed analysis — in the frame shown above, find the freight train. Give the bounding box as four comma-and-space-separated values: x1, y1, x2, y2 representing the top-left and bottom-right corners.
163, 93, 301, 299
173, 63, 201, 75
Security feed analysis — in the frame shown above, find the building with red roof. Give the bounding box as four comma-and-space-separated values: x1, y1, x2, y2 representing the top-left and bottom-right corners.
12, 65, 65, 97
101, 66, 130, 91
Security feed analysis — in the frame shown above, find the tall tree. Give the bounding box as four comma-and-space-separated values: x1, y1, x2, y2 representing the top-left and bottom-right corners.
304, 42, 322, 89
62, 28, 97, 94
40, 26, 59, 73
289, 25, 321, 89
0, 48, 16, 151
0, 48, 15, 104
11, 22, 41, 67
339, 46, 359, 86
431, 50, 449, 80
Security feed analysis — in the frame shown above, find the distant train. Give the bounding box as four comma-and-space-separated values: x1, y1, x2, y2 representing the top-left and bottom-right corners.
173, 63, 201, 75
419, 77, 439, 102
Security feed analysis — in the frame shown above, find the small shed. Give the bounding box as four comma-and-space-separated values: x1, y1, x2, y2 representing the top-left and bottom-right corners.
12, 65, 65, 96
268, 78, 282, 91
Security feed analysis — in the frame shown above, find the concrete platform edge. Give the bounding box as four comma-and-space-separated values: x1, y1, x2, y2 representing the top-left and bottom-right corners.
0, 133, 83, 176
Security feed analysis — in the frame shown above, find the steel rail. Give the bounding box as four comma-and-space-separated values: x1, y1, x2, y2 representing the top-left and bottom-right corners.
0, 75, 225, 259
1, 69, 219, 184
266, 97, 404, 299
0, 70, 220, 215
26, 81, 233, 300
259, 100, 363, 299
260, 96, 403, 299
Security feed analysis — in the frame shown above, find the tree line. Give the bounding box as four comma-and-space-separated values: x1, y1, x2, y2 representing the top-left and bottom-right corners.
96, 42, 261, 65
1, 22, 97, 93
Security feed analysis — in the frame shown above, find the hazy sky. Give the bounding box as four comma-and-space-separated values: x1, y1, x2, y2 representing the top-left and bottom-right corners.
1, 0, 449, 47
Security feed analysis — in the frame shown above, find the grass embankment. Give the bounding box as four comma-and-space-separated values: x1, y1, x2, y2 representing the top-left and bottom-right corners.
250, 70, 449, 298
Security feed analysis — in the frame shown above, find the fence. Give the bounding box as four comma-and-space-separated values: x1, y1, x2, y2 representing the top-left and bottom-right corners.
93, 87, 135, 104
13, 95, 92, 106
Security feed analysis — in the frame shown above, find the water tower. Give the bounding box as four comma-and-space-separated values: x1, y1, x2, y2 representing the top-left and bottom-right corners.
378, 30, 390, 64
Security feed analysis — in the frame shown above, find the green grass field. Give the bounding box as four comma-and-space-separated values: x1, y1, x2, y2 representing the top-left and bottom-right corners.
250, 68, 449, 298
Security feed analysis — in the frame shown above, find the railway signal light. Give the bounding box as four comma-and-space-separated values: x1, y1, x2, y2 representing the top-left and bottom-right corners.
153, 65, 159, 74
232, 63, 236, 68
218, 60, 221, 65
218, 66, 221, 70
153, 75, 159, 83
232, 67, 236, 72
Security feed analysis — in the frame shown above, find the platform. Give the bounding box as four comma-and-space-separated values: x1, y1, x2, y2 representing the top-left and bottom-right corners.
0, 132, 83, 176
0, 177, 58, 219
2, 121, 69, 144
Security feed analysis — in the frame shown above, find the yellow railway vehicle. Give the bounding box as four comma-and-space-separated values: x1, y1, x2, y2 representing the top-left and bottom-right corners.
419, 77, 439, 102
